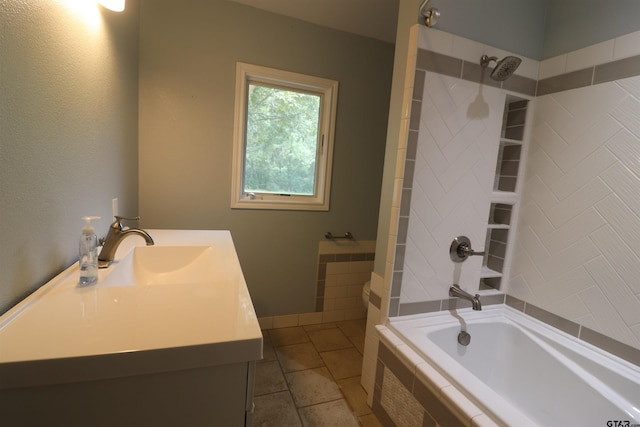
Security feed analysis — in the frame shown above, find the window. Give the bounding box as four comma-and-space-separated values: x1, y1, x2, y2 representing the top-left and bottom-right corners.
231, 63, 338, 211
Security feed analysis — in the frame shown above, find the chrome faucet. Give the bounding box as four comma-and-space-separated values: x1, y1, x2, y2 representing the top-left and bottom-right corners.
98, 216, 154, 268
449, 284, 482, 311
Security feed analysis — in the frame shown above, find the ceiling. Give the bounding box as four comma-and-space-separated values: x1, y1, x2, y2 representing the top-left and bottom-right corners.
228, 0, 400, 43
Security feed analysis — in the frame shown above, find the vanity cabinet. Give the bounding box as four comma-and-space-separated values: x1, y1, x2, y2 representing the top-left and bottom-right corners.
0, 230, 262, 426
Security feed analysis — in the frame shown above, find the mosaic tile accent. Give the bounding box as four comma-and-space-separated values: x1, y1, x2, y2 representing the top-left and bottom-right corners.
374, 341, 470, 427
380, 368, 424, 427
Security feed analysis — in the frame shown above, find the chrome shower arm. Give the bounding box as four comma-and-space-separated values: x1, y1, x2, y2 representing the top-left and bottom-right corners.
419, 0, 440, 27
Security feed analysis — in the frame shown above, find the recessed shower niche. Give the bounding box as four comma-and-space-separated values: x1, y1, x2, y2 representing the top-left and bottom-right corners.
480, 97, 529, 290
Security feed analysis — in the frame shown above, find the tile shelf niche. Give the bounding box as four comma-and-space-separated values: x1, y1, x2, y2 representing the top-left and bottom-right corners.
480, 97, 529, 290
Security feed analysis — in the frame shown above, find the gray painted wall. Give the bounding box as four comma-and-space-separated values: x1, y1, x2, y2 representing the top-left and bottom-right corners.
428, 0, 640, 60
426, 0, 548, 59
543, 0, 640, 58
138, 0, 394, 316
0, 1, 140, 315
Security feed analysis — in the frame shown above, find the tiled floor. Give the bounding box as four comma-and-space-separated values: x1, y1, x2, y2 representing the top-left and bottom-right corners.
253, 319, 382, 427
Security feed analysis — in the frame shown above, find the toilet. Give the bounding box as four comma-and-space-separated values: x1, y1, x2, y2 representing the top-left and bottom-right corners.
362, 281, 371, 308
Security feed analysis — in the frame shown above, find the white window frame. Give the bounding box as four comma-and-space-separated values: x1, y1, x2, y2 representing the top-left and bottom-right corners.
231, 62, 338, 211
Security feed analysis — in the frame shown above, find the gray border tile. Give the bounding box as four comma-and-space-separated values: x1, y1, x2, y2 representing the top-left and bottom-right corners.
369, 291, 382, 310
505, 294, 526, 311
502, 73, 536, 96
524, 303, 580, 337
399, 300, 441, 316
416, 49, 463, 78
537, 68, 593, 96
579, 327, 640, 367
594, 54, 640, 84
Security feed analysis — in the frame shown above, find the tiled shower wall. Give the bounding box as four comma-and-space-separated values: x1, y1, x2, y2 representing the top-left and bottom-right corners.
390, 26, 640, 349
511, 74, 640, 348
391, 30, 527, 314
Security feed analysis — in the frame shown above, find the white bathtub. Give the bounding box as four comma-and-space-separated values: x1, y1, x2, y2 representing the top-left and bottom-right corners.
386, 305, 640, 426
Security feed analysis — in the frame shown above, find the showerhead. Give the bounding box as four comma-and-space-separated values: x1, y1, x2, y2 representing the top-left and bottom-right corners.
480, 55, 522, 81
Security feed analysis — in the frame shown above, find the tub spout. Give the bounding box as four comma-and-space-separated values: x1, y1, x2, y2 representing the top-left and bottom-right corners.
449, 284, 482, 311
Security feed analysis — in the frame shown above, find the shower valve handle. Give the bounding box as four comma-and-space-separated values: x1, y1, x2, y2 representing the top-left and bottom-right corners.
458, 242, 485, 258
450, 236, 485, 263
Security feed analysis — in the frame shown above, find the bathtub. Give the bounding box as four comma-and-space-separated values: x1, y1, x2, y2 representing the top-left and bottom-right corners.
384, 305, 640, 426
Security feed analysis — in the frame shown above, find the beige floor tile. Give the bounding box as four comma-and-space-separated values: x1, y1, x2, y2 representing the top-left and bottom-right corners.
359, 413, 384, 427
253, 391, 302, 427
298, 399, 359, 427
269, 327, 310, 346
276, 342, 324, 373
348, 334, 365, 355
286, 367, 342, 407
255, 360, 288, 396
337, 318, 367, 337
321, 347, 363, 380
303, 323, 337, 332
337, 376, 372, 416
308, 327, 353, 352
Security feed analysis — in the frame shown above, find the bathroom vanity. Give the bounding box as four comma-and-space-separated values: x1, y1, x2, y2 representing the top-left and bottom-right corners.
0, 230, 262, 426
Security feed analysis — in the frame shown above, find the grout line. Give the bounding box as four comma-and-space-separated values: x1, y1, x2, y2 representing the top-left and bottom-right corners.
255, 326, 378, 424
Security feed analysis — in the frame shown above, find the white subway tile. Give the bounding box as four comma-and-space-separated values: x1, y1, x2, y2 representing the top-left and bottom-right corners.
418, 27, 454, 54
584, 257, 640, 326
579, 286, 640, 347
516, 56, 540, 80
590, 225, 640, 294
550, 147, 616, 200
617, 75, 640, 100
326, 262, 349, 275
349, 260, 374, 273
595, 194, 640, 256
541, 208, 605, 255
606, 129, 640, 178
521, 176, 559, 218
370, 272, 384, 295
518, 202, 555, 239
545, 178, 611, 228
452, 35, 484, 64
538, 54, 568, 80
536, 267, 595, 307
611, 95, 640, 140
526, 147, 564, 190
613, 30, 640, 60
324, 286, 347, 299
566, 40, 614, 72
601, 163, 640, 220
540, 237, 600, 281
298, 312, 323, 326
531, 122, 568, 164
322, 310, 345, 323
344, 307, 367, 320
272, 314, 299, 329
347, 284, 364, 298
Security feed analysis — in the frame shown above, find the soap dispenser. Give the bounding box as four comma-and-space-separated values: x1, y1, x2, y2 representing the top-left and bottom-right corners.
79, 216, 100, 285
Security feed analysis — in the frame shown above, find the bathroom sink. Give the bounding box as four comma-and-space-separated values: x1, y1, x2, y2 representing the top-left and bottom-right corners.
101, 245, 216, 286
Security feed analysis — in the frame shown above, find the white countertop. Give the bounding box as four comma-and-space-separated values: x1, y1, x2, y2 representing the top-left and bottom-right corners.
0, 230, 263, 389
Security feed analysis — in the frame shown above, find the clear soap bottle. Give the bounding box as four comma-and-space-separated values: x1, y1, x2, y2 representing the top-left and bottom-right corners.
79, 216, 100, 285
